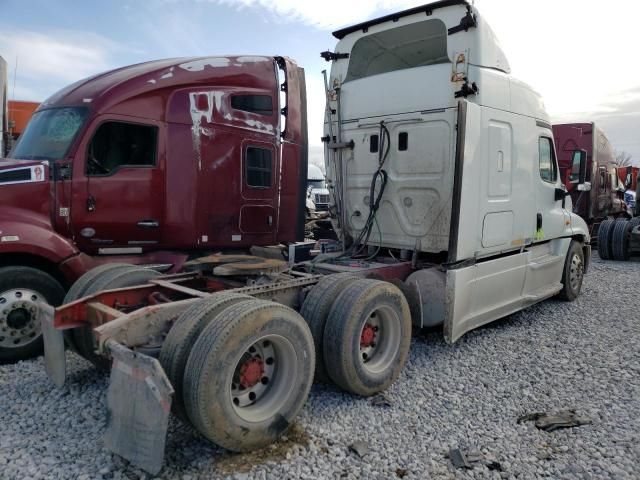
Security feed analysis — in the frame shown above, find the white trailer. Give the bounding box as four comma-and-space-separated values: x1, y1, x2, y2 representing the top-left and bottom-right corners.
40, 1, 591, 474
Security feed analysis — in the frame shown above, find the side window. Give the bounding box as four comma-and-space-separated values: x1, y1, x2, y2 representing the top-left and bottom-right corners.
87, 122, 157, 176
538, 137, 558, 183
599, 168, 607, 193
569, 150, 582, 183
245, 147, 272, 188
231, 95, 273, 116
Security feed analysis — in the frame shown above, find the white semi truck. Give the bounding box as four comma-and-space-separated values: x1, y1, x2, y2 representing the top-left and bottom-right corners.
307, 164, 330, 212
40, 1, 591, 474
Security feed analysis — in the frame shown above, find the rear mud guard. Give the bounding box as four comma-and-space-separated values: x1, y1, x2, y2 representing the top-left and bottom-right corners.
41, 303, 66, 387
104, 341, 174, 475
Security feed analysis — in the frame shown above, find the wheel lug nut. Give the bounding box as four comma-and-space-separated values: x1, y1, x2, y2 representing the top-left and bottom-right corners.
373, 326, 379, 332
261, 377, 269, 385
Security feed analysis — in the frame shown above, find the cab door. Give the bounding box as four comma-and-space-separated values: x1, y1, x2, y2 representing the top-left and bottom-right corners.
238, 139, 278, 243
70, 116, 164, 254
444, 100, 529, 343
534, 133, 567, 242
595, 166, 610, 216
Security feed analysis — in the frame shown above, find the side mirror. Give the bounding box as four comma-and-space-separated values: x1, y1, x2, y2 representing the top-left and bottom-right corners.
577, 182, 591, 192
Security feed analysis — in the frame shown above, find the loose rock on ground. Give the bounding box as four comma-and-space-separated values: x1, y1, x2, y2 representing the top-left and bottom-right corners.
1, 254, 638, 479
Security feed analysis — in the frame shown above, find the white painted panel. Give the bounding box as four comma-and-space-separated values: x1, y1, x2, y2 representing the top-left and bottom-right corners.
342, 109, 455, 252
444, 251, 527, 343
487, 121, 512, 199
482, 211, 514, 248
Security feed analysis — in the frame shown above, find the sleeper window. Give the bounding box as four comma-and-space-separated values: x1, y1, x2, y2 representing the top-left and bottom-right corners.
87, 122, 157, 176
246, 147, 272, 188
231, 95, 273, 116
538, 137, 557, 183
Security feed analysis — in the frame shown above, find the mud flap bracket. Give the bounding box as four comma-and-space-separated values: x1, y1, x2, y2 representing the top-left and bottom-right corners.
41, 302, 66, 387
104, 340, 174, 475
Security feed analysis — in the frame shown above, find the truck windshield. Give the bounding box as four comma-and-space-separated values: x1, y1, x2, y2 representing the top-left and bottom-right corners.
308, 179, 326, 189
10, 107, 87, 161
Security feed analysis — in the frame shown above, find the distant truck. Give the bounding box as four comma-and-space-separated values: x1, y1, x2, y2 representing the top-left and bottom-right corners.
617, 165, 639, 217
553, 123, 626, 225
306, 164, 329, 212
0, 56, 307, 362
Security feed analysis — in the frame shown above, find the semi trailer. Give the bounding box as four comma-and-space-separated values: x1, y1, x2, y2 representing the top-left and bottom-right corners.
40, 0, 591, 474
5, 100, 40, 152
0, 55, 308, 362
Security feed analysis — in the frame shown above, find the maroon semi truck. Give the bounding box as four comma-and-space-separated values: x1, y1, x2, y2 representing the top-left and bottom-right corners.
553, 122, 626, 225
0, 56, 307, 362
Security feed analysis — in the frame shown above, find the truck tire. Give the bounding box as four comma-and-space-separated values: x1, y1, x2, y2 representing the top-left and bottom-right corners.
63, 263, 134, 352
612, 220, 632, 261
64, 263, 133, 304
300, 273, 359, 383
71, 266, 160, 368
597, 219, 615, 260
183, 299, 314, 452
323, 279, 412, 397
558, 241, 585, 301
159, 292, 253, 420
0, 267, 65, 363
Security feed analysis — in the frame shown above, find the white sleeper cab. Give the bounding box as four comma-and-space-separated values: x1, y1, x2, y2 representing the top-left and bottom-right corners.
323, 0, 591, 342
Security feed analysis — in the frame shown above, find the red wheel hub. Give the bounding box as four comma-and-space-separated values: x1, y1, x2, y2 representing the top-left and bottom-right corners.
239, 358, 265, 388
360, 323, 376, 348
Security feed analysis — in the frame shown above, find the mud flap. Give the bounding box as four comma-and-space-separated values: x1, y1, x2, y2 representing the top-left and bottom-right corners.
104, 341, 174, 475
40, 303, 66, 387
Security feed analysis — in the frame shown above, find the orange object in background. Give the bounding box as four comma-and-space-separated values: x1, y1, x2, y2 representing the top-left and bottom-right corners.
8, 100, 39, 136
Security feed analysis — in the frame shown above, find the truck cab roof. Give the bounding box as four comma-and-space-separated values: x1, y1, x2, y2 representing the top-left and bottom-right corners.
40, 56, 280, 122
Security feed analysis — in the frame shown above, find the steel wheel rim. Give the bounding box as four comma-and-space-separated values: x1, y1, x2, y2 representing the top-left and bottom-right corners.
358, 305, 401, 374
230, 334, 297, 423
0, 288, 43, 349
569, 253, 584, 291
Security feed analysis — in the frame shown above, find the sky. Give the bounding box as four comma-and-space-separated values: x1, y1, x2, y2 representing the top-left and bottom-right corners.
1, 0, 639, 166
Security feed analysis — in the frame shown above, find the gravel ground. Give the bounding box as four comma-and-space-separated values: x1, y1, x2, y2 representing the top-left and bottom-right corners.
1, 254, 639, 480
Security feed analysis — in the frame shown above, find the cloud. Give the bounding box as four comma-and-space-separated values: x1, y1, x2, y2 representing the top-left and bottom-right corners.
552, 86, 640, 164
0, 29, 126, 100
213, 0, 423, 29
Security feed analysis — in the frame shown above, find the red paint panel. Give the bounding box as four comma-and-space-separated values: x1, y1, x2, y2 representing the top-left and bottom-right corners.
239, 205, 275, 234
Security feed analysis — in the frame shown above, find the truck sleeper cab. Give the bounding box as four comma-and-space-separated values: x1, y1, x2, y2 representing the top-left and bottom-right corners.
38, 2, 591, 476
0, 56, 307, 362
323, 0, 591, 341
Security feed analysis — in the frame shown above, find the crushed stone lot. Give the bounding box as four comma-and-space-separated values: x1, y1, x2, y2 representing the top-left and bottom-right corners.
1, 254, 638, 479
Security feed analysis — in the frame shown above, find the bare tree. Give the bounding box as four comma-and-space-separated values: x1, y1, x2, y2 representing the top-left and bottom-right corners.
614, 149, 633, 167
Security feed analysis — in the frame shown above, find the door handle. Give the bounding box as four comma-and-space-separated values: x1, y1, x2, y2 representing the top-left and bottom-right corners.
137, 220, 159, 229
